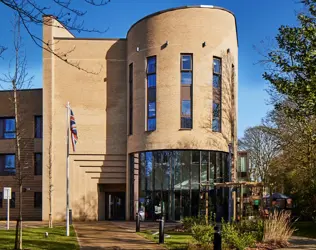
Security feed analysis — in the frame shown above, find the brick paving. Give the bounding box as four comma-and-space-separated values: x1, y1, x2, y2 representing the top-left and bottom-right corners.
74, 221, 166, 250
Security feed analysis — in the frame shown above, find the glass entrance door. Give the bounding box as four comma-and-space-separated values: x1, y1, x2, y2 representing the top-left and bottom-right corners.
105, 192, 125, 220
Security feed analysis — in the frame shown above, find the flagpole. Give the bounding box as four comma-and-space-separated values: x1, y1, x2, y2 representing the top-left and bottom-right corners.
66, 101, 70, 237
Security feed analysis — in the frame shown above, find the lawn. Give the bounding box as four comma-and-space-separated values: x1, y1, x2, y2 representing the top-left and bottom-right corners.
138, 230, 193, 250
0, 226, 79, 250
293, 221, 316, 239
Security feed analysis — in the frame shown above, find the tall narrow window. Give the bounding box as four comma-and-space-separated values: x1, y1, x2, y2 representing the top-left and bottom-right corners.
129, 63, 133, 135
34, 153, 42, 176
147, 56, 156, 131
212, 57, 222, 132
35, 116, 42, 138
0, 118, 16, 139
34, 192, 42, 208
0, 192, 2, 208
181, 54, 193, 129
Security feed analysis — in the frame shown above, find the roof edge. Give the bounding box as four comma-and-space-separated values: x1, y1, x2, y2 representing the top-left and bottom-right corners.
127, 5, 238, 46
54, 37, 126, 41
0, 88, 42, 93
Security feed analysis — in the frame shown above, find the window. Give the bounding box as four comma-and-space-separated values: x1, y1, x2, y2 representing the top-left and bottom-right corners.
129, 63, 133, 135
212, 57, 222, 132
181, 100, 192, 128
34, 192, 42, 208
0, 192, 2, 208
0, 118, 16, 139
35, 116, 42, 138
147, 56, 156, 131
212, 102, 221, 132
181, 54, 193, 129
34, 153, 42, 175
213, 57, 221, 88
240, 156, 247, 172
0, 154, 16, 175
10, 192, 15, 208
181, 55, 192, 85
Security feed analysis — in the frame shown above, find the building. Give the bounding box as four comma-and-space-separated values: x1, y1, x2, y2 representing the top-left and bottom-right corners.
0, 5, 238, 221
237, 151, 250, 182
0, 89, 42, 220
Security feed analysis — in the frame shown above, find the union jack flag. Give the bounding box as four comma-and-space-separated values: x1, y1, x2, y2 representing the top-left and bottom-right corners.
70, 109, 78, 152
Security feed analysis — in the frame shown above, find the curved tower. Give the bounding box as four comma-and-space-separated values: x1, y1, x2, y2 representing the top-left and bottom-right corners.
126, 6, 238, 220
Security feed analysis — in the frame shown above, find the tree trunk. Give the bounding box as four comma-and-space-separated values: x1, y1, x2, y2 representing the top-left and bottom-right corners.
14, 219, 19, 249
13, 82, 22, 250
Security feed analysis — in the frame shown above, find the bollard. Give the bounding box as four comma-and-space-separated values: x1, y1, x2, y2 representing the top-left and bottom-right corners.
213, 224, 222, 250
69, 209, 72, 225
136, 213, 140, 232
159, 216, 164, 244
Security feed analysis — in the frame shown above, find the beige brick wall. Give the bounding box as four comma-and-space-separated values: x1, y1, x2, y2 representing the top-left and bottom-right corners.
0, 89, 42, 220
43, 17, 127, 220
42, 6, 238, 221
126, 7, 238, 218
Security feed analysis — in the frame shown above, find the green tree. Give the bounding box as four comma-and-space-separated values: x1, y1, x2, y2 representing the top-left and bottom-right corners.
263, 0, 316, 120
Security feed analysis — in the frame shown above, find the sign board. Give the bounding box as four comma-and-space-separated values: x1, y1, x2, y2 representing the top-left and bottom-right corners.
3, 187, 11, 200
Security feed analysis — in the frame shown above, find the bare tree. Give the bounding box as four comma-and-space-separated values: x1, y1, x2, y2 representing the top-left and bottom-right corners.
0, 14, 33, 250
200, 51, 237, 177
0, 0, 110, 73
239, 126, 280, 192
0, 46, 7, 58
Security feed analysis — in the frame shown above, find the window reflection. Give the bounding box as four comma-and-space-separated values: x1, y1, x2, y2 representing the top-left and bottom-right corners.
135, 150, 229, 221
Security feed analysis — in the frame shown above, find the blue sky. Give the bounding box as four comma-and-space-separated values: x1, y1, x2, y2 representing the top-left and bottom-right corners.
0, 0, 301, 137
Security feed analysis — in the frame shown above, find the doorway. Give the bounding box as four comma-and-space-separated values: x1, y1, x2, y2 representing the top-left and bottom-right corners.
105, 192, 125, 220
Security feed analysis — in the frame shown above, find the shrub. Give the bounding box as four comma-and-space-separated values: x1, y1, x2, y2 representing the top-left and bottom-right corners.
191, 224, 214, 247
238, 218, 264, 242
181, 216, 212, 230
263, 210, 294, 245
222, 221, 256, 250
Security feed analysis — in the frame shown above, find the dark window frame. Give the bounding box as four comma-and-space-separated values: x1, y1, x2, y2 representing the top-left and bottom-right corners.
0, 117, 16, 139
213, 57, 222, 89
34, 192, 42, 208
34, 115, 43, 138
146, 56, 157, 131
212, 57, 222, 132
0, 192, 2, 208
180, 54, 193, 129
181, 54, 193, 85
129, 63, 133, 135
34, 153, 42, 176
0, 154, 16, 175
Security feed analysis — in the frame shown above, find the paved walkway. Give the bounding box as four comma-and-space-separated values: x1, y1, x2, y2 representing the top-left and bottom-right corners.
279, 236, 316, 250
74, 221, 165, 250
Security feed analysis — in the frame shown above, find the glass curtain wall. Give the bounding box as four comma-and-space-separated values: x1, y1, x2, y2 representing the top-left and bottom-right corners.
134, 150, 229, 221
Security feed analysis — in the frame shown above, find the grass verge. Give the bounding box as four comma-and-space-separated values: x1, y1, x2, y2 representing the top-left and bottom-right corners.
138, 230, 192, 250
0, 226, 79, 250
293, 221, 316, 239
